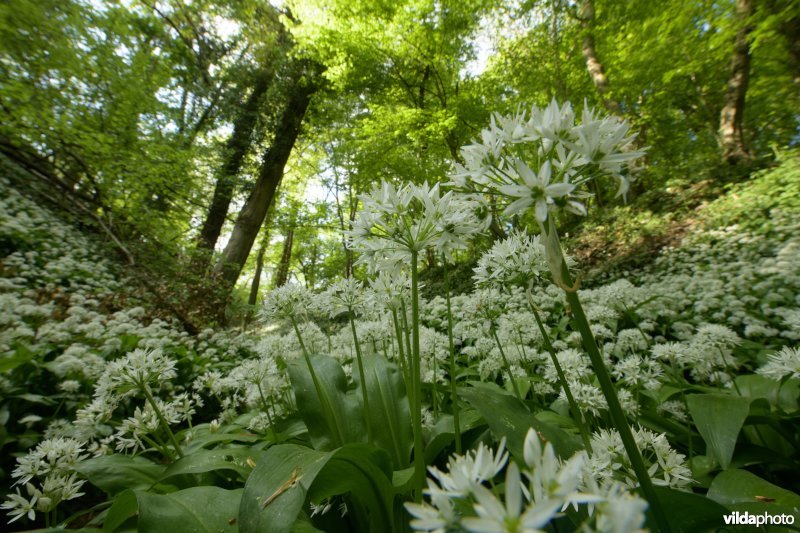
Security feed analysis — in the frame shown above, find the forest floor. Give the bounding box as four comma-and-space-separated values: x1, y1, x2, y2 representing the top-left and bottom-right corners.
568, 150, 800, 281
1, 150, 799, 530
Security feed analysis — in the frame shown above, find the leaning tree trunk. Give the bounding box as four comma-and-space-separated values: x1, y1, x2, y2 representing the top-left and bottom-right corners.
719, 0, 754, 165
273, 227, 294, 288
197, 70, 272, 253
213, 65, 317, 293
578, 0, 622, 116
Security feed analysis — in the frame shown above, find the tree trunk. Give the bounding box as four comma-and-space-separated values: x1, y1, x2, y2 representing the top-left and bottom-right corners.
274, 227, 294, 287
213, 63, 317, 292
248, 235, 269, 307
578, 0, 622, 116
719, 0, 754, 165
197, 70, 272, 252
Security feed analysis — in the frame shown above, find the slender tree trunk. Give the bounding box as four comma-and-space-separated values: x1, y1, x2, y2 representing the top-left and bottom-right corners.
248, 234, 269, 307
719, 0, 754, 165
197, 71, 272, 252
304, 243, 318, 288
274, 227, 294, 287
330, 151, 355, 278
578, 0, 622, 116
213, 63, 317, 292
243, 222, 272, 327
426, 247, 436, 269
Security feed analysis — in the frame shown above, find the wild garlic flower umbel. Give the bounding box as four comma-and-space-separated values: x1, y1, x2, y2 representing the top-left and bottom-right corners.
405, 428, 647, 533
368, 271, 410, 311
97, 347, 177, 399
347, 181, 488, 271
589, 427, 693, 490
473, 230, 572, 289
260, 283, 313, 322
2, 438, 88, 524
450, 99, 644, 224
757, 346, 800, 380
322, 278, 367, 318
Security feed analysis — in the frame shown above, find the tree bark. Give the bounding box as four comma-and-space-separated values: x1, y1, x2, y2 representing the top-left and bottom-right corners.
212, 63, 318, 291
719, 0, 754, 165
248, 232, 269, 307
274, 227, 294, 287
578, 0, 622, 116
197, 70, 272, 252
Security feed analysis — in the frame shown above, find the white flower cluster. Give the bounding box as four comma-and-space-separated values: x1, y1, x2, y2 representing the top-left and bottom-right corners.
473, 230, 549, 288
260, 283, 314, 322
348, 181, 488, 272
405, 429, 648, 532
450, 100, 644, 223
589, 427, 693, 490
1, 438, 87, 523
757, 347, 800, 381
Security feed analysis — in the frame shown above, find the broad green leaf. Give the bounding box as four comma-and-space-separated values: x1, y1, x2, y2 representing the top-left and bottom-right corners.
0, 345, 36, 372
708, 469, 800, 507
158, 447, 254, 481
392, 466, 415, 492
352, 354, 411, 469
425, 409, 483, 463
104, 489, 138, 532
136, 487, 242, 533
290, 516, 324, 533
12, 393, 55, 405
75, 455, 164, 495
460, 382, 582, 460
239, 444, 333, 533
641, 384, 683, 405
688, 455, 718, 487
306, 444, 395, 532
652, 486, 730, 532
287, 354, 365, 450
735, 374, 800, 412
182, 430, 261, 451
686, 394, 750, 470
240, 443, 396, 533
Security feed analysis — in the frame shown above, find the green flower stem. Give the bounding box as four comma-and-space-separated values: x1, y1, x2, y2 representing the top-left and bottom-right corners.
292, 316, 346, 447
443, 259, 462, 454
257, 382, 276, 439
621, 301, 651, 347
526, 294, 593, 454
410, 250, 425, 501
400, 299, 413, 376
545, 221, 671, 533
491, 329, 523, 400
290, 316, 310, 359
141, 433, 170, 459
349, 313, 375, 443
391, 308, 410, 386
141, 383, 184, 459
432, 351, 439, 417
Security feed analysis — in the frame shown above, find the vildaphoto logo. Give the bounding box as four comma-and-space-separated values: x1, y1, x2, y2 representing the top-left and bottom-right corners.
722, 511, 796, 526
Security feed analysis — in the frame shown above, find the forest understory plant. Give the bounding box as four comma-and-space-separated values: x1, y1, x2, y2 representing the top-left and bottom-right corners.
2, 107, 800, 533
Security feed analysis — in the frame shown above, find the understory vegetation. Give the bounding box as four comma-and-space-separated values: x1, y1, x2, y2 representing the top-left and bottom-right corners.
2, 0, 800, 532
2, 141, 799, 531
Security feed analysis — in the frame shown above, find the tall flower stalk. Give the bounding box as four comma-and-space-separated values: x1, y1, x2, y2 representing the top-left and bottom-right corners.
348, 181, 487, 499
474, 230, 591, 448
262, 284, 346, 447
324, 278, 374, 443
442, 258, 462, 454
453, 100, 671, 531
